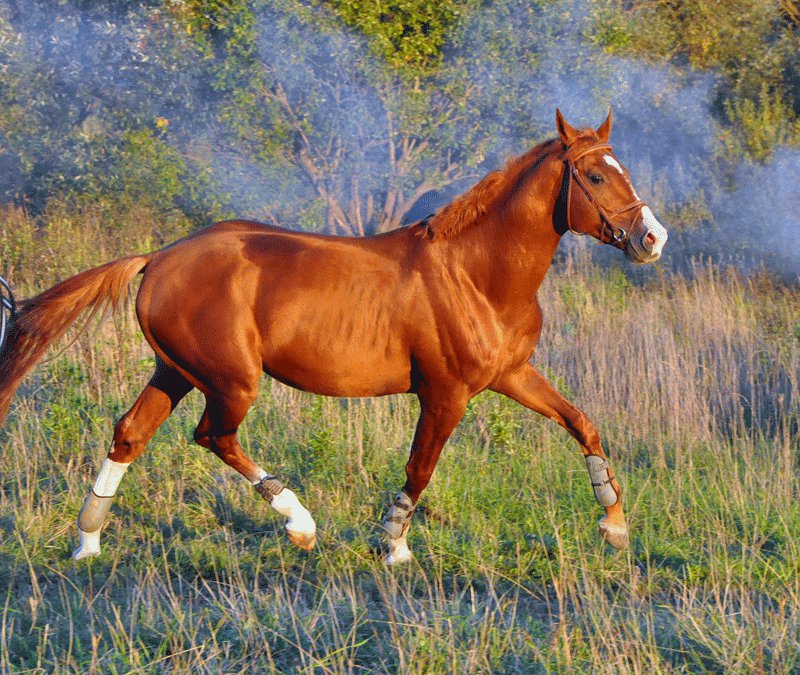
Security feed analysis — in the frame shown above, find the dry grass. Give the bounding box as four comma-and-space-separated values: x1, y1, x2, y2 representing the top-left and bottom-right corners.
0, 205, 799, 672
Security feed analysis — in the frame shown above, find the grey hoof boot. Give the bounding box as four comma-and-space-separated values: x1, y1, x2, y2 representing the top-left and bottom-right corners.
73, 491, 114, 561
381, 491, 415, 539
585, 456, 618, 507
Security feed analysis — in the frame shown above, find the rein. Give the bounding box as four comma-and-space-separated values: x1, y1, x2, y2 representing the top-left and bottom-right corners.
0, 275, 15, 354
562, 143, 645, 246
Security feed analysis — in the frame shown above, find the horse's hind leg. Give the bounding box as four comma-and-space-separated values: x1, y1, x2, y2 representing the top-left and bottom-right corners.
199, 392, 317, 551
73, 361, 193, 560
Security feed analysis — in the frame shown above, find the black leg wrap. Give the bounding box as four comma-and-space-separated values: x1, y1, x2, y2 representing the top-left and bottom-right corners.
254, 475, 284, 502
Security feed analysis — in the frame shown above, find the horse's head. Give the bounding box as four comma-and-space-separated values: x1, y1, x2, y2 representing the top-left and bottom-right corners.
555, 108, 667, 264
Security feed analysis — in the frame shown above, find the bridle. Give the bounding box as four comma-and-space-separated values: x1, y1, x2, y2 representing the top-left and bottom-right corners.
0, 275, 15, 355
561, 142, 646, 246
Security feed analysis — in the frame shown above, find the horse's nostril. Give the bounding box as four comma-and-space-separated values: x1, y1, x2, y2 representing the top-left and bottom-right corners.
644, 231, 657, 248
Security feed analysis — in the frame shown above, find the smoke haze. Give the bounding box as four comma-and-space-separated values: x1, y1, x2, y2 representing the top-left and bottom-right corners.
1, 0, 798, 278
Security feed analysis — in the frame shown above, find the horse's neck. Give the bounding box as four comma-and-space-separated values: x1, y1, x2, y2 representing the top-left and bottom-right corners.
452, 161, 563, 308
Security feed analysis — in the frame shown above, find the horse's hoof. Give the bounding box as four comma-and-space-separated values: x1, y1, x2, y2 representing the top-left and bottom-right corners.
287, 529, 316, 551
599, 517, 629, 550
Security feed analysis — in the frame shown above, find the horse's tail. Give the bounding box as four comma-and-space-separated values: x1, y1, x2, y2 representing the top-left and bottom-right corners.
0, 254, 152, 426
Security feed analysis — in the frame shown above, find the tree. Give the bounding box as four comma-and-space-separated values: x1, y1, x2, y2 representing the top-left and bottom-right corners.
188, 0, 564, 234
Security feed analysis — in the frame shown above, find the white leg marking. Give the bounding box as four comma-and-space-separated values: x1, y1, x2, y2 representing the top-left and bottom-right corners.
73, 529, 101, 561
270, 488, 317, 536
385, 531, 413, 565
93, 458, 131, 496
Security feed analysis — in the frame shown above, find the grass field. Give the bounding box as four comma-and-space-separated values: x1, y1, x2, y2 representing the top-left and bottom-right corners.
1, 205, 799, 672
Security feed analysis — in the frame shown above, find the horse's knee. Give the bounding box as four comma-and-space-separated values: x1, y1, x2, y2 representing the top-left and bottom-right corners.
570, 412, 600, 451
111, 415, 145, 461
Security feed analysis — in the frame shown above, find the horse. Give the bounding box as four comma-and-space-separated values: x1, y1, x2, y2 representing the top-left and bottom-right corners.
0, 109, 667, 564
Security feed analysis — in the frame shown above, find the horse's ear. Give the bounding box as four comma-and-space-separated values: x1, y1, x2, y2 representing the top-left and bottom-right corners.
556, 108, 579, 146
596, 107, 613, 142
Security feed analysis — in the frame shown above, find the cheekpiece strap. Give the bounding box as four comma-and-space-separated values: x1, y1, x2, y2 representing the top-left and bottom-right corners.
0, 275, 15, 355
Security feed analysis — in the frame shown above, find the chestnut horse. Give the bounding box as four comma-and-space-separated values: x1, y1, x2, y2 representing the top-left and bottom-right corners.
0, 109, 667, 563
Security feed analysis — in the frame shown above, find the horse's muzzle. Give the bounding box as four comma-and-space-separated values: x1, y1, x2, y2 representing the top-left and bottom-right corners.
625, 206, 667, 264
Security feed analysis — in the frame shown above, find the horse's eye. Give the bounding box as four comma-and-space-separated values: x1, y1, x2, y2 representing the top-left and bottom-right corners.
589, 173, 603, 185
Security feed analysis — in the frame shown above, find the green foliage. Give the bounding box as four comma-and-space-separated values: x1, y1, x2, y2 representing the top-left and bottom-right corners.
589, 0, 800, 158
328, 0, 468, 75
0, 0, 220, 219
90, 127, 227, 224
720, 82, 800, 161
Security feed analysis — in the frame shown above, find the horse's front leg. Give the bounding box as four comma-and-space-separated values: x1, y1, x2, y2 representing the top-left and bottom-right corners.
491, 363, 628, 549
382, 391, 467, 564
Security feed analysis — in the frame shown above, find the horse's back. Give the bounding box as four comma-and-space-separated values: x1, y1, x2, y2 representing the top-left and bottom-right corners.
136, 221, 425, 396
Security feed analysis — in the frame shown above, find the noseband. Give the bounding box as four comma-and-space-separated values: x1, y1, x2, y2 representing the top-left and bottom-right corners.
0, 275, 15, 354
561, 143, 645, 246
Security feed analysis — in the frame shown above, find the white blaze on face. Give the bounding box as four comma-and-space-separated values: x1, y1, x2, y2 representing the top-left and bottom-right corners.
641, 206, 667, 255
603, 154, 624, 174
604, 153, 642, 199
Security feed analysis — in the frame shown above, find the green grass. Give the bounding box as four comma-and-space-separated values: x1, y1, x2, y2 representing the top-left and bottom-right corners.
1, 207, 799, 672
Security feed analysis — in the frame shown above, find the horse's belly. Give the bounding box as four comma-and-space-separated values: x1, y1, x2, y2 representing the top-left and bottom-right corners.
263, 343, 412, 397
259, 305, 413, 397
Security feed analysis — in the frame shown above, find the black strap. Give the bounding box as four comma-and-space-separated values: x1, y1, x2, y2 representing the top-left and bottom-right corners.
0, 275, 15, 356
555, 158, 573, 235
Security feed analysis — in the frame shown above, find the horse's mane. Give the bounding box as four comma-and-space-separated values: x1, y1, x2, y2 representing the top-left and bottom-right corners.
421, 137, 566, 239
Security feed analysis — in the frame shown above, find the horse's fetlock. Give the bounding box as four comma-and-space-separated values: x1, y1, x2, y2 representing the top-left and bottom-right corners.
254, 475, 284, 502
